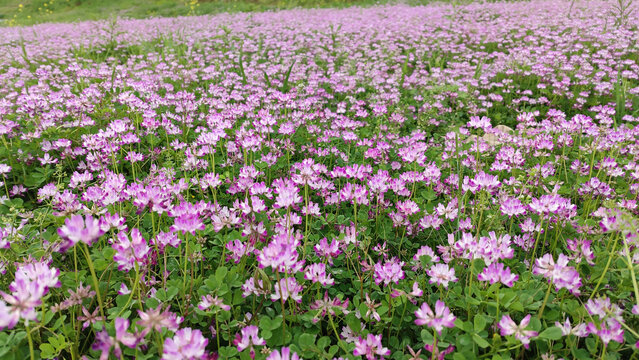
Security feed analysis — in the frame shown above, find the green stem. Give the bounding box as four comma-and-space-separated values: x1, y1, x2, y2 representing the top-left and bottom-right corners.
328, 313, 348, 353
26, 323, 35, 360
538, 280, 553, 319
622, 236, 639, 308
589, 233, 619, 299
183, 232, 189, 290
431, 332, 437, 360
116, 267, 140, 317
275, 270, 287, 341
82, 243, 106, 321
495, 285, 500, 321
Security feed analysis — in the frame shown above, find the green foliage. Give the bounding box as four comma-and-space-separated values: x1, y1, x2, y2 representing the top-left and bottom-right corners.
2, 0, 392, 26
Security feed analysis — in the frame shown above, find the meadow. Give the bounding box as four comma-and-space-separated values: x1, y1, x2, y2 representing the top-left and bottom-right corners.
0, 0, 638, 359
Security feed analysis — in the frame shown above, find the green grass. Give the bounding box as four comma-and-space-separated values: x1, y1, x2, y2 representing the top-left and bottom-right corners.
0, 0, 394, 26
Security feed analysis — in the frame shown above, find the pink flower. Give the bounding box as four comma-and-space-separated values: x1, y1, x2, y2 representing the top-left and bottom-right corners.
78, 307, 104, 329
373, 257, 405, 286
498, 314, 538, 348
198, 295, 231, 312
314, 237, 342, 264
477, 263, 518, 287
555, 318, 587, 337
273, 178, 302, 209
467, 115, 491, 130
500, 197, 526, 217
414, 300, 456, 334
533, 253, 581, 295
424, 342, 455, 360
304, 263, 334, 286
57, 214, 104, 252
137, 305, 182, 333
271, 277, 303, 303
171, 214, 205, 235
267, 347, 300, 360
257, 233, 300, 272
112, 228, 150, 272
234, 325, 266, 359
413, 245, 440, 264
586, 320, 624, 345
427, 263, 458, 288
309, 292, 349, 323
353, 334, 391, 360
163, 328, 208, 360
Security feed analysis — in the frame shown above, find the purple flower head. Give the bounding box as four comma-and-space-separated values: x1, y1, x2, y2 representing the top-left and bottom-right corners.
234, 325, 266, 359
498, 314, 538, 348
78, 306, 104, 330
162, 327, 209, 360
373, 257, 405, 286
273, 178, 302, 209
57, 214, 105, 252
424, 342, 455, 360
353, 333, 391, 360
0, 261, 60, 330
501, 197, 527, 217
414, 300, 456, 335
138, 305, 183, 333
304, 263, 334, 286
154, 231, 181, 250
533, 253, 581, 295
586, 320, 624, 345
171, 214, 205, 235
267, 347, 300, 360
257, 233, 300, 273
427, 263, 458, 289
555, 318, 588, 338
198, 295, 231, 312
112, 228, 150, 272
309, 292, 349, 323
477, 263, 518, 287
314, 237, 342, 264
271, 277, 303, 303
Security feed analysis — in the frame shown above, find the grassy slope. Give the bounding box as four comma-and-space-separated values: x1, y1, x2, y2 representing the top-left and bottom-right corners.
0, 0, 395, 25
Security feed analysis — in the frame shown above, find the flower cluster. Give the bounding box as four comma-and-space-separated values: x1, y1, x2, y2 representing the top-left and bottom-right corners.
0, 1, 638, 359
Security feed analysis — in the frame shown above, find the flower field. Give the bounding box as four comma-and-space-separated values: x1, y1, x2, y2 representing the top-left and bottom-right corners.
1, 0, 639, 359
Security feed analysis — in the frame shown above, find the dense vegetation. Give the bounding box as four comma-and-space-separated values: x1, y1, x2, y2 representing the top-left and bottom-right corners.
1, 0, 389, 26
0, 1, 638, 359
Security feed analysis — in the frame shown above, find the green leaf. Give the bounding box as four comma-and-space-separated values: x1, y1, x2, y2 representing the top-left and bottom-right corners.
472, 333, 490, 348
507, 301, 524, 312
346, 313, 361, 333
299, 333, 316, 349
453, 353, 467, 360
537, 326, 563, 341
39, 344, 57, 359
474, 314, 487, 332
421, 189, 437, 201
259, 317, 272, 331
215, 266, 228, 283
317, 336, 331, 350
327, 345, 339, 357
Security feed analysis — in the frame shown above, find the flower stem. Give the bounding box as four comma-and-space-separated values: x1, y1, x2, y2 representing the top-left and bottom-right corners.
82, 243, 106, 321
328, 313, 348, 353
275, 270, 287, 341
623, 236, 639, 308
431, 332, 437, 360
590, 233, 619, 299
538, 280, 553, 319
495, 285, 500, 321
26, 323, 35, 360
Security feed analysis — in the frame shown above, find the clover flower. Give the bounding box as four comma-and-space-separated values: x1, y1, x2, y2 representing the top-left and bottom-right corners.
414, 300, 456, 335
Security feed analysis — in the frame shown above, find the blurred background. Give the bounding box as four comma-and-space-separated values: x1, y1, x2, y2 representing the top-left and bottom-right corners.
0, 0, 460, 26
